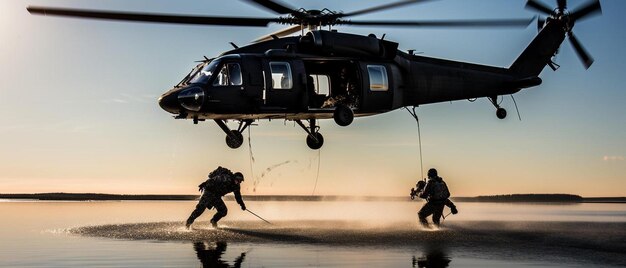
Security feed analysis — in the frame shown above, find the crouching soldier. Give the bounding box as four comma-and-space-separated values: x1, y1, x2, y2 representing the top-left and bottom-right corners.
186, 166, 246, 229
417, 168, 457, 228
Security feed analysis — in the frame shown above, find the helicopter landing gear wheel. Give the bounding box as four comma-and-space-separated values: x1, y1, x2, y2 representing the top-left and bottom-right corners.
496, 108, 507, 119
225, 130, 243, 149
295, 119, 324, 150
214, 119, 253, 149
333, 105, 353, 126
306, 132, 324, 150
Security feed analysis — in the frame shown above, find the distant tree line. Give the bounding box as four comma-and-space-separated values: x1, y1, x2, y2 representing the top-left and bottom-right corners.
454, 194, 583, 202
0, 193, 198, 201
2, 193, 624, 203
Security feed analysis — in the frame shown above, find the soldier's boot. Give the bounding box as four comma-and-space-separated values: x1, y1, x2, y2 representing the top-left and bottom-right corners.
210, 219, 218, 229
185, 218, 193, 229
418, 216, 430, 229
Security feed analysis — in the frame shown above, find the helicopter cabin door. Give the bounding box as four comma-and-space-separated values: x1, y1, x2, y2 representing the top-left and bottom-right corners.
360, 63, 393, 111
262, 60, 306, 110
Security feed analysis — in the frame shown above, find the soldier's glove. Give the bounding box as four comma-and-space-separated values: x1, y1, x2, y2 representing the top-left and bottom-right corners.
198, 182, 207, 192
241, 204, 246, 211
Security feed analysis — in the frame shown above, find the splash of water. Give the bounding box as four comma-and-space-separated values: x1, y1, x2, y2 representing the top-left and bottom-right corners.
253, 160, 294, 192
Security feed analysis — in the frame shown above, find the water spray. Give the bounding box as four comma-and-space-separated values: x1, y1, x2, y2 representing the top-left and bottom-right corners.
246, 209, 272, 225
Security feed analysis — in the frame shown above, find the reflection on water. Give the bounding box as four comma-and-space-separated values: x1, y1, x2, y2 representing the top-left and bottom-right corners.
412, 250, 451, 268
193, 241, 246, 268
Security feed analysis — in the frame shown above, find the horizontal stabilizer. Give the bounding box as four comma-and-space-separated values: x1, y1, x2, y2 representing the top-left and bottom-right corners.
506, 77, 542, 89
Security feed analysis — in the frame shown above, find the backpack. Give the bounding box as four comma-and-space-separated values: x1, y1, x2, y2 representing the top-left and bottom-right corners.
200, 166, 234, 190
429, 179, 450, 201
209, 166, 234, 179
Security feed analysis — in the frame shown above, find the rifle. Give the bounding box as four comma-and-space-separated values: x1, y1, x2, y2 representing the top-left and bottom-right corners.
410, 179, 427, 200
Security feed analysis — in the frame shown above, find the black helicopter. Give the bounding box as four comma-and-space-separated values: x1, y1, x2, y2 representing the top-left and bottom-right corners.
28, 0, 601, 150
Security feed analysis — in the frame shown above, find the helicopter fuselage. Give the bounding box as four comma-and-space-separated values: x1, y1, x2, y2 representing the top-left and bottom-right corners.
158, 22, 566, 149
159, 29, 551, 121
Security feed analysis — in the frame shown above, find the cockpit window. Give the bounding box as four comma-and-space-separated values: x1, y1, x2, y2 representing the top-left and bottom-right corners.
270, 62, 292, 89
189, 60, 220, 84
213, 63, 243, 86
177, 63, 203, 87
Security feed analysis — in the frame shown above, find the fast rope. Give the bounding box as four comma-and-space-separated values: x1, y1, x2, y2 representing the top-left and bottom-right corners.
246, 209, 272, 225
311, 148, 321, 195
404, 106, 424, 179
510, 95, 522, 121
440, 212, 453, 224
247, 126, 255, 185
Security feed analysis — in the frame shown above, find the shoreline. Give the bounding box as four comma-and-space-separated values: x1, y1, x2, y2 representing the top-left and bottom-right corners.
0, 193, 624, 203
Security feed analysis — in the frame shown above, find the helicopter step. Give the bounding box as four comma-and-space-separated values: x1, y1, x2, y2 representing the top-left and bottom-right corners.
295, 119, 324, 150
214, 119, 253, 149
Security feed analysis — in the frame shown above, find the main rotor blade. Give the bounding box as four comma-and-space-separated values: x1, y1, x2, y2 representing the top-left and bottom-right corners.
244, 0, 297, 15
568, 32, 594, 69
341, 0, 432, 18
525, 0, 554, 15
569, 0, 602, 22
27, 6, 277, 27
341, 18, 534, 28
252, 25, 301, 43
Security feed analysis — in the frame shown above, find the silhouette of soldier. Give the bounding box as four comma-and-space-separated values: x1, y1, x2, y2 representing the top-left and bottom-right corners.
417, 168, 457, 228
186, 166, 246, 229
321, 66, 359, 109
339, 66, 359, 109
193, 241, 246, 268
412, 250, 451, 268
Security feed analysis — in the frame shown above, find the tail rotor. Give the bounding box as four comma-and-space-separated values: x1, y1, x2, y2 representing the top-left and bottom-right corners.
525, 0, 602, 69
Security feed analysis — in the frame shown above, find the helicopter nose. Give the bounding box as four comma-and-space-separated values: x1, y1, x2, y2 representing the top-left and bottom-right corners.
158, 90, 181, 114
176, 86, 205, 112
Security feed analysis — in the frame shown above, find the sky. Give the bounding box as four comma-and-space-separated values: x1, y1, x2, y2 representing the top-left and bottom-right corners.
0, 0, 624, 197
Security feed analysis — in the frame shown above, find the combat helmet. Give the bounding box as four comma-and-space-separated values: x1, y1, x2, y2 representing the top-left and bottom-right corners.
233, 172, 244, 182
427, 168, 438, 178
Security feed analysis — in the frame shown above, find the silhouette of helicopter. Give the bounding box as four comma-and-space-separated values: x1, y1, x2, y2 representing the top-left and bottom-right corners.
28, 0, 601, 150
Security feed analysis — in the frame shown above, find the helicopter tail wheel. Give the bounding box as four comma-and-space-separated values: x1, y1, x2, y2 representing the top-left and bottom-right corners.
306, 132, 324, 150
225, 130, 244, 149
333, 104, 354, 126
496, 108, 507, 119
489, 96, 507, 120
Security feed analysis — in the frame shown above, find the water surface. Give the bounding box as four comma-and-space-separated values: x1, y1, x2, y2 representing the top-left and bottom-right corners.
0, 201, 624, 267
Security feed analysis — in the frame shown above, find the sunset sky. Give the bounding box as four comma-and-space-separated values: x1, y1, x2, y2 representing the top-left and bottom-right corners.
1, 0, 624, 197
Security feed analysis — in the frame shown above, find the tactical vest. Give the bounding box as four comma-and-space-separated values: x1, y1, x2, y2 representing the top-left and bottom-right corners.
429, 179, 450, 201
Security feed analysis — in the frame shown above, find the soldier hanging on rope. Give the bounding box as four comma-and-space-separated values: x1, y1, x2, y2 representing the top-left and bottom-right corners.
411, 168, 458, 228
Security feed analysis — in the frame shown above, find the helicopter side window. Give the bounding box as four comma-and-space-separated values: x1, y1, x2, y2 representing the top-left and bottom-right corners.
367, 65, 389, 91
270, 62, 292, 89
310, 74, 330, 96
213, 63, 243, 86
